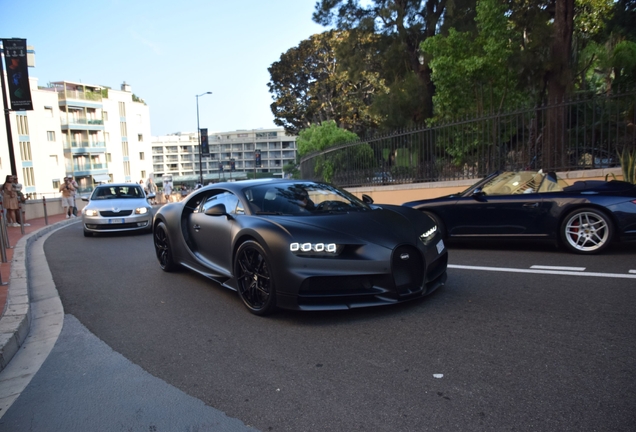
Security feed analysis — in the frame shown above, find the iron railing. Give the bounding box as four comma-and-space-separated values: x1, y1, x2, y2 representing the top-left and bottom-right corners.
300, 89, 636, 187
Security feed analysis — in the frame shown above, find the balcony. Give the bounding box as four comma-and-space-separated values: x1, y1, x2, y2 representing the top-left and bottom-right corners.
60, 117, 104, 131
58, 89, 103, 102
65, 162, 108, 178
63, 140, 107, 154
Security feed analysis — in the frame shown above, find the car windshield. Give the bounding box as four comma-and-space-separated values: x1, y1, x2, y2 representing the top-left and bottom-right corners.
91, 186, 145, 200
464, 171, 567, 196
243, 182, 370, 215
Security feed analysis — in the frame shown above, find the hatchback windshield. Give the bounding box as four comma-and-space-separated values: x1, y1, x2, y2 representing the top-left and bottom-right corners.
243, 182, 370, 215
91, 186, 145, 200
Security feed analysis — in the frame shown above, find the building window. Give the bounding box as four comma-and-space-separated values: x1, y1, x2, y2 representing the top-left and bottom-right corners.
105, 132, 110, 142
138, 134, 143, 142
120, 122, 127, 137
44, 107, 53, 117
107, 153, 112, 163
50, 155, 58, 165
103, 111, 109, 121
52, 179, 60, 189
118, 102, 126, 117
22, 167, 35, 187
123, 161, 131, 176
47, 131, 56, 142
19, 141, 32, 161
139, 152, 145, 160
17, 115, 29, 135
122, 141, 129, 157
141, 170, 146, 179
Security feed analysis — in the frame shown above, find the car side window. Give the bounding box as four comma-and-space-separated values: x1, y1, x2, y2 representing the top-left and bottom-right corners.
200, 191, 239, 214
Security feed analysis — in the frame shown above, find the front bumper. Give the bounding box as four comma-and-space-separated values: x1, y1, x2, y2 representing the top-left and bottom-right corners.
83, 214, 152, 232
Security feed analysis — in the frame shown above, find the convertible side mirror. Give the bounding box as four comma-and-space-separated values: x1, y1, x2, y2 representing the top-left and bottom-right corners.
471, 188, 487, 201
361, 194, 374, 204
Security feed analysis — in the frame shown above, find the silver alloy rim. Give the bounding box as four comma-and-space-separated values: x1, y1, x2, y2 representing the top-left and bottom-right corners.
564, 211, 609, 252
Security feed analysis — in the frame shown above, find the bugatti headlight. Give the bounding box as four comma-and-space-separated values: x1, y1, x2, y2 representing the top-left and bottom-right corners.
135, 207, 149, 215
84, 209, 99, 217
290, 242, 343, 257
419, 225, 438, 243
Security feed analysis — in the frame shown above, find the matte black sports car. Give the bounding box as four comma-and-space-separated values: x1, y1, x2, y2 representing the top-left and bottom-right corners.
153, 179, 448, 315
403, 170, 636, 254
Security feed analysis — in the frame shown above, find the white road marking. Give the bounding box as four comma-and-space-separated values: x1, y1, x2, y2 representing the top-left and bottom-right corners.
530, 265, 586, 271
448, 264, 636, 279
630, 270, 636, 274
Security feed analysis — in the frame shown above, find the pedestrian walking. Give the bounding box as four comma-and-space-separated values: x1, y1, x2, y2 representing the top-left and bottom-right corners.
67, 175, 79, 217
12, 175, 30, 226
2, 175, 20, 227
163, 180, 173, 203
59, 177, 76, 218
146, 178, 157, 204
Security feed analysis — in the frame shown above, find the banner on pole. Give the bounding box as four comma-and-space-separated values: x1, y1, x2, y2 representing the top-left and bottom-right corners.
200, 128, 209, 155
2, 39, 33, 111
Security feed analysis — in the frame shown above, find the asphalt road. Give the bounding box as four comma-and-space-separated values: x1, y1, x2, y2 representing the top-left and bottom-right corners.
14, 224, 636, 430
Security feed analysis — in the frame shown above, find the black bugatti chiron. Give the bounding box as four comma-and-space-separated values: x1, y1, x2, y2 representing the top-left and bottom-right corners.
403, 170, 636, 254
153, 179, 448, 315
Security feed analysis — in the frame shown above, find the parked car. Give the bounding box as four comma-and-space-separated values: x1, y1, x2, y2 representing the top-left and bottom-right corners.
152, 179, 448, 315
403, 170, 636, 254
82, 183, 154, 237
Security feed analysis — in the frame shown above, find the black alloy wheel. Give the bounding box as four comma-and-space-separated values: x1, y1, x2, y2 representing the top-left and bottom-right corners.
154, 222, 177, 271
560, 207, 613, 254
234, 240, 277, 316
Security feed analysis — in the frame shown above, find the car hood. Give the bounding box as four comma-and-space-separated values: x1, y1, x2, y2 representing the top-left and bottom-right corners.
85, 198, 151, 210
268, 206, 430, 249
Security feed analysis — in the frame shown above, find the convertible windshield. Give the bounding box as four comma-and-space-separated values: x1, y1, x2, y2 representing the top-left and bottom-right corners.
91, 186, 145, 200
464, 171, 568, 196
243, 182, 370, 215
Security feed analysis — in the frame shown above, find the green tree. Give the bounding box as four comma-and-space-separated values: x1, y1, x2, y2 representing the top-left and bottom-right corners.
313, 0, 451, 128
297, 120, 374, 183
267, 30, 386, 136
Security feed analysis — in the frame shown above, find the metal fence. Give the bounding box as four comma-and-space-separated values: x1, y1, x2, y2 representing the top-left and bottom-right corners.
300, 89, 636, 187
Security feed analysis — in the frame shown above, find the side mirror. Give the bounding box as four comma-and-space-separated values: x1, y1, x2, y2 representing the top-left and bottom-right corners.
81, 196, 89, 202
361, 194, 374, 204
205, 203, 228, 216
472, 187, 484, 196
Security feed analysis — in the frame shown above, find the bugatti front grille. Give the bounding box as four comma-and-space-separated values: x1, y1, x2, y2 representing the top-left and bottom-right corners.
100, 210, 133, 217
392, 245, 424, 295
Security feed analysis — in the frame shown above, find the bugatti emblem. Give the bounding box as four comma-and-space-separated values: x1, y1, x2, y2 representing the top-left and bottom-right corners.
400, 253, 410, 260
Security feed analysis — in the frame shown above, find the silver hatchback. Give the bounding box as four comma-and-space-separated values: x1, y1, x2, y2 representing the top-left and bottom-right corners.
82, 183, 154, 237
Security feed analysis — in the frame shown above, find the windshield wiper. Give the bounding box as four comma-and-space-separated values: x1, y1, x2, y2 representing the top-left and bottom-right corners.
255, 211, 285, 215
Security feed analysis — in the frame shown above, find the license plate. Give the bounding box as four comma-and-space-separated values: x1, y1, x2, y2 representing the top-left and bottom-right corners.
436, 239, 445, 254
108, 218, 125, 224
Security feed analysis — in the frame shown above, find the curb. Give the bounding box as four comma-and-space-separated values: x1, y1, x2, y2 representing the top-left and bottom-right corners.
0, 219, 79, 372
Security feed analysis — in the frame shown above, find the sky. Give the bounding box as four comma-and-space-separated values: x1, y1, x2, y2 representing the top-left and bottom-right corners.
2, 0, 326, 136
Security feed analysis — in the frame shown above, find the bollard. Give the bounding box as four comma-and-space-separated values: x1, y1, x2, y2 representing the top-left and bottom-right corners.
0, 204, 9, 250
0, 210, 7, 263
43, 196, 49, 225
18, 202, 25, 235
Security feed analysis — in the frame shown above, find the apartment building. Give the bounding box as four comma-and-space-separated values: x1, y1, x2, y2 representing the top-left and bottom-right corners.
0, 73, 152, 196
151, 128, 297, 186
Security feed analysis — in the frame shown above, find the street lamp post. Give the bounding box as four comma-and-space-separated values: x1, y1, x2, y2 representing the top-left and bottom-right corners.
196, 91, 212, 185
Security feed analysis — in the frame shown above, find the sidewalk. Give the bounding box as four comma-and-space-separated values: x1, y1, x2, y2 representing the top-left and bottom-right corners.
0, 213, 75, 371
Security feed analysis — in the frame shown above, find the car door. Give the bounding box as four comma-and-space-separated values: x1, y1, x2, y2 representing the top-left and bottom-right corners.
188, 191, 239, 273
450, 192, 545, 236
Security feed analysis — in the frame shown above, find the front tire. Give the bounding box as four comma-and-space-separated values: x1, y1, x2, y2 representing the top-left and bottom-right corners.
83, 229, 93, 237
154, 222, 177, 271
234, 240, 277, 316
560, 208, 613, 254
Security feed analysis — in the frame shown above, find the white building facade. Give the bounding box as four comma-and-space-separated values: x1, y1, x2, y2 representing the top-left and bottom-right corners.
151, 128, 298, 186
0, 74, 152, 196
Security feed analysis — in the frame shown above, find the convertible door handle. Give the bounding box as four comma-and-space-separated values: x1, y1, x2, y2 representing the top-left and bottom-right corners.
523, 202, 539, 208
193, 224, 201, 231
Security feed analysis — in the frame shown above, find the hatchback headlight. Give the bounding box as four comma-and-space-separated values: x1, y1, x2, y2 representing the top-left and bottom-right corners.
84, 209, 99, 217
135, 207, 149, 215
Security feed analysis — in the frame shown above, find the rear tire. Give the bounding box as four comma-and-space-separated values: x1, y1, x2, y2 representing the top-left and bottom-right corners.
560, 207, 613, 254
